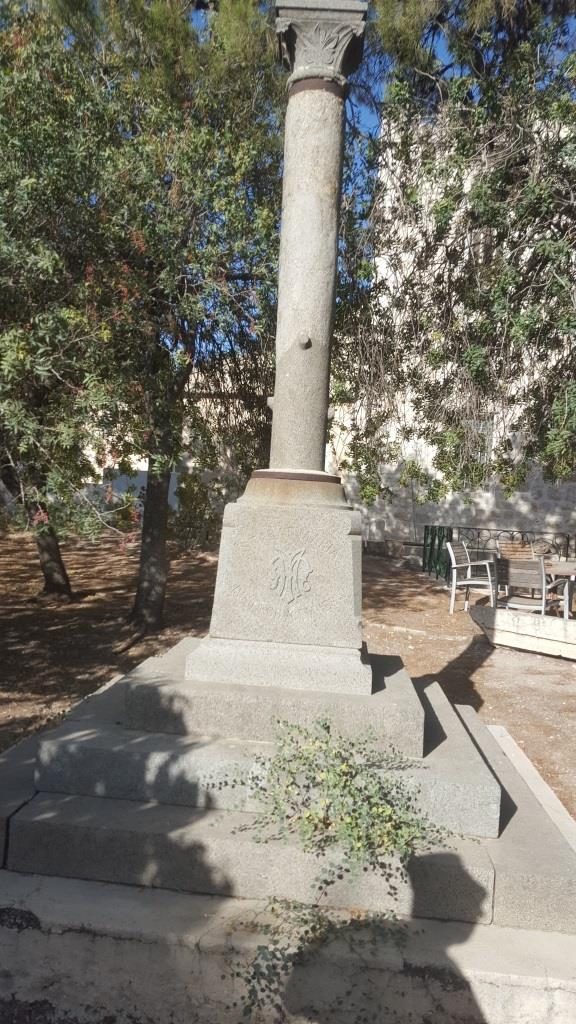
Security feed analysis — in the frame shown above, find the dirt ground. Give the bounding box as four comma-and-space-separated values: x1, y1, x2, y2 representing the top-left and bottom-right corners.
1, 534, 575, 817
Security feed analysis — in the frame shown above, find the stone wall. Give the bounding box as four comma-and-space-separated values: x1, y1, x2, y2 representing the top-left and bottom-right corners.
341, 463, 576, 558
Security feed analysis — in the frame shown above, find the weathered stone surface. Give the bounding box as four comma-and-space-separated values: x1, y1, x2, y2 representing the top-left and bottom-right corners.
409, 682, 501, 839
268, 82, 344, 471
269, 2, 367, 471
0, 735, 38, 863
277, 1, 368, 87
35, 722, 270, 811
203, 499, 364, 651
33, 684, 500, 837
242, 470, 347, 507
126, 658, 425, 757
1, 870, 575, 1024
6, 794, 494, 922
458, 705, 576, 933
186, 637, 372, 694
488, 724, 576, 853
471, 605, 576, 660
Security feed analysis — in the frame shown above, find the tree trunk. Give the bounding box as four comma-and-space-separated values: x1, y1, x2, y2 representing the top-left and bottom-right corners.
130, 458, 171, 633
34, 524, 73, 598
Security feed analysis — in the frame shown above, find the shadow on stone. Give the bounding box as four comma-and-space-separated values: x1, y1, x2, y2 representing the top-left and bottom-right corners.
413, 679, 448, 757
414, 634, 493, 713
282, 851, 489, 1023
370, 652, 404, 694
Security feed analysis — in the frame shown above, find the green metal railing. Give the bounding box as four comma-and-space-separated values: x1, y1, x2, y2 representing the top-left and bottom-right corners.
422, 525, 453, 579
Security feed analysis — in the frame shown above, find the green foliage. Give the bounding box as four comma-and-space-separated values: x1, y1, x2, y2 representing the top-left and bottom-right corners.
333, 2, 576, 502
542, 382, 576, 481
227, 717, 447, 1023
0, 1, 280, 547
228, 899, 409, 1024
243, 720, 441, 893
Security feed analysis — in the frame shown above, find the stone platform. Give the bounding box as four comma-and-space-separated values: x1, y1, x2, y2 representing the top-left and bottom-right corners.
1, 636, 576, 1022
1, 870, 575, 1024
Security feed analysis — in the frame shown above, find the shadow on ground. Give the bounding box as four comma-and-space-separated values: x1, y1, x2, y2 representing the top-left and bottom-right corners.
0, 535, 216, 752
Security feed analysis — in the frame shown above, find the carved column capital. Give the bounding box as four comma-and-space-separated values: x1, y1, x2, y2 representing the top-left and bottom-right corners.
276, 1, 368, 88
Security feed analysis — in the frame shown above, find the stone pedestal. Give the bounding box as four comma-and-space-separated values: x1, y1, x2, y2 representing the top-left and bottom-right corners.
186, 473, 372, 693
187, 2, 371, 694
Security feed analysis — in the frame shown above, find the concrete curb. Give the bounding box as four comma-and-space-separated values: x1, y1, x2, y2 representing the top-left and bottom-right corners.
488, 724, 576, 854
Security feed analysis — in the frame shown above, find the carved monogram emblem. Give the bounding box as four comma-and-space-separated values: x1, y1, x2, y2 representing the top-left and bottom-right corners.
271, 548, 313, 604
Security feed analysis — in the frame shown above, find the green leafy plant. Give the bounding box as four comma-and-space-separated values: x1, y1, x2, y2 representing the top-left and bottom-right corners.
227, 899, 410, 1024
242, 719, 443, 885
226, 720, 449, 1021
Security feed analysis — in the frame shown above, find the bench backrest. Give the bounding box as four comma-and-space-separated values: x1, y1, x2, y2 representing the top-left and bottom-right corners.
496, 539, 534, 560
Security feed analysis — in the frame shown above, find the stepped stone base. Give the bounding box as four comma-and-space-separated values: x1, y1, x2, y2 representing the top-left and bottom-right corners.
2, 637, 576, 935
7, 794, 494, 920
124, 638, 426, 757
34, 676, 500, 838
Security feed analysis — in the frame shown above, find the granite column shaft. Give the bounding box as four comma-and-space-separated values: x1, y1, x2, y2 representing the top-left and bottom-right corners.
269, 79, 345, 472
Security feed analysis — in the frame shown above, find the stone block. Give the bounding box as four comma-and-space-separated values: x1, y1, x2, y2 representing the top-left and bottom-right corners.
34, 688, 500, 838
205, 500, 364, 650
470, 605, 576, 660
35, 721, 270, 811
185, 636, 372, 694
125, 661, 425, 757
409, 683, 501, 838
458, 705, 576, 934
6, 793, 494, 923
0, 735, 38, 863
1, 870, 575, 1024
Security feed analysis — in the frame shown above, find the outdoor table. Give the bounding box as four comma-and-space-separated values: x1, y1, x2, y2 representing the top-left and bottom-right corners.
545, 559, 576, 620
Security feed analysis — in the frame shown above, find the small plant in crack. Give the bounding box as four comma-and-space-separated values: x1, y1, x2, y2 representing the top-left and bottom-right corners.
226, 899, 412, 1024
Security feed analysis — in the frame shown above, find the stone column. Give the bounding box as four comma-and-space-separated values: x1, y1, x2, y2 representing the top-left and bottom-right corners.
186, 1, 371, 696
269, 1, 368, 472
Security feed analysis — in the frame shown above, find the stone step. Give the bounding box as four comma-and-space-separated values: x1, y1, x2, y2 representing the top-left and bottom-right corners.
457, 705, 576, 934
9, 713, 576, 934
2, 869, 575, 1024
35, 722, 270, 812
414, 682, 501, 838
33, 685, 500, 838
6, 793, 495, 924
123, 653, 425, 757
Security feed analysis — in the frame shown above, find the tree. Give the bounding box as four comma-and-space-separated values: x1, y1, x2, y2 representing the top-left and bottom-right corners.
0, 4, 126, 595
0, 1, 282, 623
332, 1, 576, 504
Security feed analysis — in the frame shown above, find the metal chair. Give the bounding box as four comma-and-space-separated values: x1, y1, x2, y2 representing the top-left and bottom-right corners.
495, 557, 568, 615
446, 540, 496, 614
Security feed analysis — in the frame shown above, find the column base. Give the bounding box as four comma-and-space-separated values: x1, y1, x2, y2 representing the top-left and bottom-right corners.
185, 636, 372, 695
186, 473, 368, 695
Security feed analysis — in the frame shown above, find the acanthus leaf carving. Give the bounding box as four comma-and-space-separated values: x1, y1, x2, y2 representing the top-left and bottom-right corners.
297, 22, 354, 70
276, 17, 365, 81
